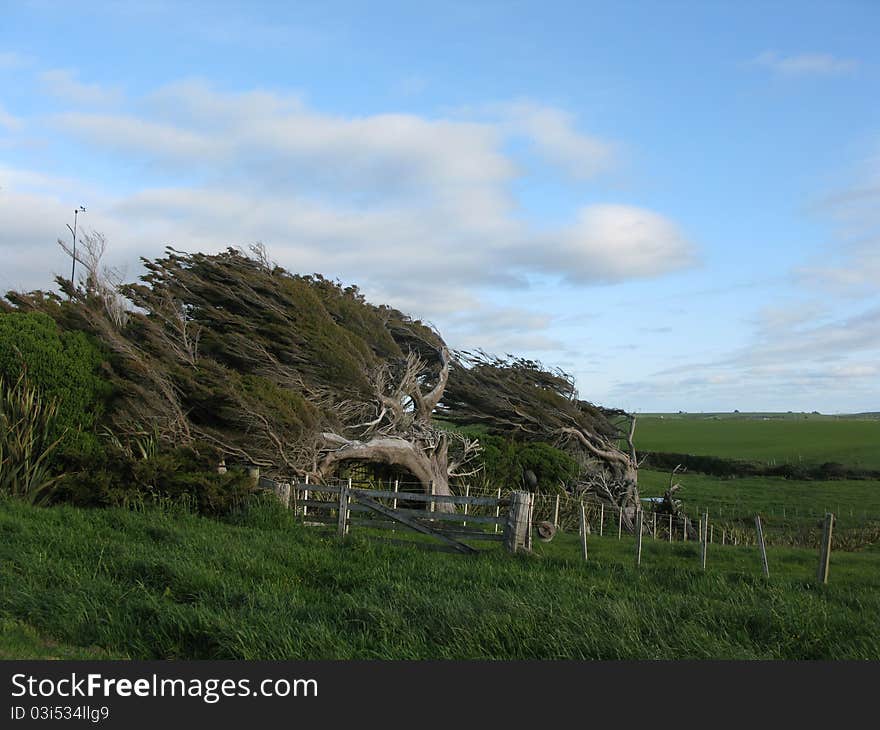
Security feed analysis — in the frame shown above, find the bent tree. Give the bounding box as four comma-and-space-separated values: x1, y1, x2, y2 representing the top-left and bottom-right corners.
15, 244, 479, 506
440, 351, 642, 528
316, 348, 482, 511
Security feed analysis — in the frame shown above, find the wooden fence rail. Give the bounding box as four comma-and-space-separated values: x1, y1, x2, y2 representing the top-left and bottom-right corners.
268, 480, 523, 553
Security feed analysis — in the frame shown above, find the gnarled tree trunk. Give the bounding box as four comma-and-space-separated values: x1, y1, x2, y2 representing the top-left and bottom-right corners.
315, 347, 480, 512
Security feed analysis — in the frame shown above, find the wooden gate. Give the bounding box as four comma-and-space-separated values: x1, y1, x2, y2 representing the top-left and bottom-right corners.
264, 479, 532, 554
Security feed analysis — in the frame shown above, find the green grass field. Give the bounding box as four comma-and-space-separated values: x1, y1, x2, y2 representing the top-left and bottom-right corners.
2, 498, 879, 660
638, 469, 880, 517
634, 414, 880, 469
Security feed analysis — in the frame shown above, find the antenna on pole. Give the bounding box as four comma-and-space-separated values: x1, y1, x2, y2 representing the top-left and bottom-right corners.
66, 206, 86, 298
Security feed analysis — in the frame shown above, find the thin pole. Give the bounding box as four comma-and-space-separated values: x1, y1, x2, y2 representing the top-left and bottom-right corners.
817, 513, 834, 585
303, 473, 309, 518
553, 494, 560, 528
652, 512, 657, 540
668, 514, 673, 542
579, 504, 588, 562
755, 515, 769, 577
463, 484, 470, 527
337, 479, 350, 537
68, 207, 82, 294
599, 504, 604, 536
700, 510, 708, 571
617, 507, 622, 540
634, 509, 643, 568
494, 488, 501, 534
391, 478, 399, 533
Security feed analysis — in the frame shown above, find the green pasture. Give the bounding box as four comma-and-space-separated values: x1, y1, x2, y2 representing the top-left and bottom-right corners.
634, 415, 880, 469
638, 469, 880, 519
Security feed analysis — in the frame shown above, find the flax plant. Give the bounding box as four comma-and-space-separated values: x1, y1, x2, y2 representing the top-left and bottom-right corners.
0, 374, 66, 503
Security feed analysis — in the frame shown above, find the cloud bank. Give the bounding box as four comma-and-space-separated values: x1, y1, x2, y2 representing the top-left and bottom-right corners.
1, 77, 696, 358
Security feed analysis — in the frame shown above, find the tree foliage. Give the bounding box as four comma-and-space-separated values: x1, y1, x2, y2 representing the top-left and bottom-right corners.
7, 242, 637, 516
440, 351, 642, 523
10, 246, 454, 483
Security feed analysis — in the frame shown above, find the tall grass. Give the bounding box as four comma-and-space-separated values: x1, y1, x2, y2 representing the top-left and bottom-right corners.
0, 374, 65, 503
1, 499, 878, 660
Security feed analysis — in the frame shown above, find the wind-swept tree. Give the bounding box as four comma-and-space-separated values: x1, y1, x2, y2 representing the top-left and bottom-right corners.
440, 351, 642, 526
11, 243, 479, 506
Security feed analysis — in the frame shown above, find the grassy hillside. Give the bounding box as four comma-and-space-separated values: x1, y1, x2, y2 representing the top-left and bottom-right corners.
1, 499, 878, 660
634, 415, 880, 469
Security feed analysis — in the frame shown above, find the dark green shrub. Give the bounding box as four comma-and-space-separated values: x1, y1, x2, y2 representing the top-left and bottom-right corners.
0, 311, 111, 460
454, 426, 579, 493
516, 442, 580, 492
53, 443, 255, 515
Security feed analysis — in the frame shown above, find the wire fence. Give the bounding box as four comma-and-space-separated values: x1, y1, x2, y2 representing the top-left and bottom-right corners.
267, 472, 880, 553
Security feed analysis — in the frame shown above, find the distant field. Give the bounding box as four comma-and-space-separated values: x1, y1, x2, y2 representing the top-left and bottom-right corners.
634, 414, 880, 469
638, 469, 880, 519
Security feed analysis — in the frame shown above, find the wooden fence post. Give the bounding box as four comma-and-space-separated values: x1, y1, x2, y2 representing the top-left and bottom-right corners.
700, 510, 708, 571
391, 478, 399, 534
817, 512, 834, 584
579, 504, 588, 561
599, 504, 604, 537
505, 491, 532, 553
635, 509, 643, 568
525, 492, 534, 552
274, 481, 291, 509
303, 473, 309, 518
337, 480, 350, 537
755, 515, 769, 577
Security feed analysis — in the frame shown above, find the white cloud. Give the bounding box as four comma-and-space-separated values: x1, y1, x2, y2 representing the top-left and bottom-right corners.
2, 78, 696, 365
38, 69, 122, 106
752, 51, 858, 76
501, 101, 615, 178
612, 300, 880, 412
798, 149, 880, 294
538, 204, 696, 283
40, 80, 692, 294
56, 112, 221, 160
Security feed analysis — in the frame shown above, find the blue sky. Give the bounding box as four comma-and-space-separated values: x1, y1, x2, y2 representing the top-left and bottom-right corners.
1, 1, 878, 413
